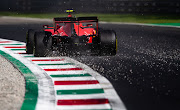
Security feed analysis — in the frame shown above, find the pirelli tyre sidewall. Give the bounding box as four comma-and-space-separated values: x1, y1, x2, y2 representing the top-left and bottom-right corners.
99, 30, 117, 56
26, 29, 35, 54
34, 31, 52, 57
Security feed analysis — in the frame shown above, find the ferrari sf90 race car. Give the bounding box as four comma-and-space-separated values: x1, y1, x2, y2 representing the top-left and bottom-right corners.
26, 10, 117, 57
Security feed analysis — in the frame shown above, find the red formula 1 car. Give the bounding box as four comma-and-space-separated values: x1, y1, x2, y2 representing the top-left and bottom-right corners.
26, 10, 117, 57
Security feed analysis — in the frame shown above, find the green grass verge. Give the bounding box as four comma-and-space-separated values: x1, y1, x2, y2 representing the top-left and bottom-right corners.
0, 12, 180, 24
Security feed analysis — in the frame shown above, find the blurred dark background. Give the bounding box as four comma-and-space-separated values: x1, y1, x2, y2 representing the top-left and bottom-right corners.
0, 0, 180, 14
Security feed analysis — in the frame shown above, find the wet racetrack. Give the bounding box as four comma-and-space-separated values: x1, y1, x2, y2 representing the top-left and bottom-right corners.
0, 21, 180, 110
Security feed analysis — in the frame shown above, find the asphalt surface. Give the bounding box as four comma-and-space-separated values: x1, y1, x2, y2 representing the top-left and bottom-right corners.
0, 19, 180, 110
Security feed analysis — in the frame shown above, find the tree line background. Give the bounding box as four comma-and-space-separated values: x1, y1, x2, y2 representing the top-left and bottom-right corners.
0, 0, 180, 14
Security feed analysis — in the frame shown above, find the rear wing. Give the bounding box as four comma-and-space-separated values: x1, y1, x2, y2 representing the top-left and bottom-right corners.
54, 17, 98, 23
53, 17, 99, 34
54, 17, 76, 23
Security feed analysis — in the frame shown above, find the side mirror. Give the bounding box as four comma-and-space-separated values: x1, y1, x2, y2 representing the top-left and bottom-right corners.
43, 25, 49, 28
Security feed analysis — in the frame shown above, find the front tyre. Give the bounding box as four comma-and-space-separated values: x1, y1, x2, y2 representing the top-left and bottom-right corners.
99, 30, 117, 56
26, 29, 35, 54
34, 32, 52, 57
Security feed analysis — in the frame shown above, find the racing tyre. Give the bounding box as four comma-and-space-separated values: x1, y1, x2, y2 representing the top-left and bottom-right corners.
34, 32, 52, 57
26, 29, 35, 54
99, 30, 117, 56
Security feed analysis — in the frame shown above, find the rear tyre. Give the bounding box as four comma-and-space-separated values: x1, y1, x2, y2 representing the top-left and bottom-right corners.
99, 30, 117, 56
34, 32, 52, 57
26, 29, 35, 54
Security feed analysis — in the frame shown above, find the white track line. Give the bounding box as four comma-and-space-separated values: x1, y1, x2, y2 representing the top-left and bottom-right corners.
52, 77, 96, 81
45, 71, 87, 75
54, 85, 102, 90
56, 94, 106, 99
39, 65, 77, 69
